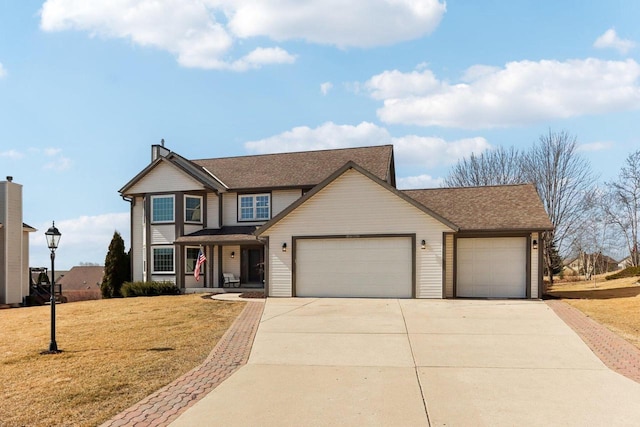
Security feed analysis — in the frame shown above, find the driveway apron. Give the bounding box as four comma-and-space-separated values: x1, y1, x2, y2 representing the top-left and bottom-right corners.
171, 299, 640, 427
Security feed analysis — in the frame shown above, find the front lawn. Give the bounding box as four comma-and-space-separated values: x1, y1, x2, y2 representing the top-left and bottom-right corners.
546, 276, 640, 350
0, 294, 245, 427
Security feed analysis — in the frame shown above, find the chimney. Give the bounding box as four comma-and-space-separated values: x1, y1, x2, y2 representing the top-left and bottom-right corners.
6, 176, 12, 182
151, 139, 170, 162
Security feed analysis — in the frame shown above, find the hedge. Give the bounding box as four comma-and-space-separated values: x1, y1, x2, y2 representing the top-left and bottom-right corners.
121, 281, 181, 297
605, 266, 640, 280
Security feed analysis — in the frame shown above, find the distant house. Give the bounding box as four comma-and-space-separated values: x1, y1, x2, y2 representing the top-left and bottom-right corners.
0, 177, 36, 306
119, 143, 553, 299
563, 253, 619, 276
57, 266, 104, 302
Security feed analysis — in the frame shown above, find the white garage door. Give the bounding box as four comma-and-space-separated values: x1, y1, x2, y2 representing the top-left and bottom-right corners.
295, 237, 413, 298
457, 237, 527, 298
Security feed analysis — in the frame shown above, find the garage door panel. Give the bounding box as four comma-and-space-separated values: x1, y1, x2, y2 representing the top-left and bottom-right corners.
457, 237, 526, 298
296, 237, 412, 298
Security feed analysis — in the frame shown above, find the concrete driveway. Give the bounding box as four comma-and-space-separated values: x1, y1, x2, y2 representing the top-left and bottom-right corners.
172, 298, 640, 426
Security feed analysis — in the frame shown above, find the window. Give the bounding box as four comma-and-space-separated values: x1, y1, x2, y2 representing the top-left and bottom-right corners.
238, 194, 270, 221
185, 195, 202, 223
151, 195, 174, 223
153, 247, 174, 273
185, 247, 203, 274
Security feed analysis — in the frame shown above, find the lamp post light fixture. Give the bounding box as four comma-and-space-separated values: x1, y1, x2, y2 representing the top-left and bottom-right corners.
44, 221, 61, 354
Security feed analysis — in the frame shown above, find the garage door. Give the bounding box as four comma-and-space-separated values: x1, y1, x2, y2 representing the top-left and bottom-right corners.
456, 237, 527, 298
295, 237, 413, 298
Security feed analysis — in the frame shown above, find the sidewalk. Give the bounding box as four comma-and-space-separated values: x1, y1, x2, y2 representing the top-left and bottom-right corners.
100, 300, 264, 427
546, 299, 640, 383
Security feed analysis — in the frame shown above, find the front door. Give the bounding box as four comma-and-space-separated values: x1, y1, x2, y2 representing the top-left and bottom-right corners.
241, 247, 264, 286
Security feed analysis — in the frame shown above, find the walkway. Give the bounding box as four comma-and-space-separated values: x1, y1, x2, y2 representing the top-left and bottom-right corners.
547, 299, 640, 383
100, 300, 264, 427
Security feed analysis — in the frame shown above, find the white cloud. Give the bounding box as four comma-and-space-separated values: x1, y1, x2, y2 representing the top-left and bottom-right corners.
594, 28, 635, 55
393, 135, 491, 167
229, 47, 296, 71
0, 149, 23, 159
43, 156, 72, 171
397, 174, 443, 189
39, 0, 445, 71
30, 213, 130, 269
577, 141, 614, 152
367, 58, 640, 129
228, 0, 446, 48
320, 82, 333, 96
0, 62, 6, 78
44, 147, 62, 156
244, 121, 491, 169
245, 121, 392, 153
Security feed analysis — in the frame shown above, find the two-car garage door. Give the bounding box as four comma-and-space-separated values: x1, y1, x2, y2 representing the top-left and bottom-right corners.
295, 237, 413, 298
456, 237, 527, 298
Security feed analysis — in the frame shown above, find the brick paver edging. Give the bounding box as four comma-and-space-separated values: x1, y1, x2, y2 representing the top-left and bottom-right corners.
546, 299, 640, 384
100, 300, 265, 427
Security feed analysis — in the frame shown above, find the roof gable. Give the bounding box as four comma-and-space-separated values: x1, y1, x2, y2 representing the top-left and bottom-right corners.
256, 161, 457, 236
403, 184, 553, 232
120, 157, 223, 195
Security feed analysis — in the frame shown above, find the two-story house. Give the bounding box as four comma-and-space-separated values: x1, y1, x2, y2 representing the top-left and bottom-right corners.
1, 176, 36, 306
120, 143, 553, 299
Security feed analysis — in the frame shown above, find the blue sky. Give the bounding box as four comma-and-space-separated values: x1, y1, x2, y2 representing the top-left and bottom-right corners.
1, 0, 639, 269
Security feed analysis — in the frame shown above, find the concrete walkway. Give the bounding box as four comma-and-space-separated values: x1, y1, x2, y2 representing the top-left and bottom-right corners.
103, 299, 640, 426
169, 299, 640, 426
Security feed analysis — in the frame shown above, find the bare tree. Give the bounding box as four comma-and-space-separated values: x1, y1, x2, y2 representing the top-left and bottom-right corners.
603, 150, 640, 267
444, 146, 525, 187
523, 130, 597, 283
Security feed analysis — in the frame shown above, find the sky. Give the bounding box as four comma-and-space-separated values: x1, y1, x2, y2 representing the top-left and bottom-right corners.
1, 0, 640, 269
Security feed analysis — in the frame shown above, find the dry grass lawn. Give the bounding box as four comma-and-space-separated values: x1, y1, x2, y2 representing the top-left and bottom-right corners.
546, 275, 640, 350
0, 294, 245, 427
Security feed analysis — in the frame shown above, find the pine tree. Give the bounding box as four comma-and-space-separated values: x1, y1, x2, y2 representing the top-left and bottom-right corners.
101, 231, 130, 298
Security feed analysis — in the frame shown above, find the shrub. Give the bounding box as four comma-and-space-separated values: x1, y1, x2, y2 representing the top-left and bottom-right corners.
121, 281, 181, 297
605, 266, 640, 280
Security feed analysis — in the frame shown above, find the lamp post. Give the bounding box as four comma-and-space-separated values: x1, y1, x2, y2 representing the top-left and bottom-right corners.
44, 222, 61, 353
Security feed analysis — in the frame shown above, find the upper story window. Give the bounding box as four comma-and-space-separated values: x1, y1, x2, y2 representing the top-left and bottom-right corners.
151, 195, 174, 223
185, 195, 202, 223
238, 193, 270, 221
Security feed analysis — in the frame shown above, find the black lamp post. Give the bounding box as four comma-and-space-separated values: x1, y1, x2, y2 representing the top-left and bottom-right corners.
44, 222, 61, 353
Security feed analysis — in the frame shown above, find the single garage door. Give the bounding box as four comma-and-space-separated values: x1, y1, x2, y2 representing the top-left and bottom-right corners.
457, 237, 527, 298
295, 236, 413, 298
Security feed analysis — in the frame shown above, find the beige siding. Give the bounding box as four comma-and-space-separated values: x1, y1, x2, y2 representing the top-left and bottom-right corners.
131, 197, 144, 282
221, 245, 241, 278
127, 161, 205, 194
151, 225, 174, 244
206, 193, 220, 228
184, 224, 201, 235
1, 181, 25, 305
531, 232, 539, 298
262, 169, 453, 298
273, 189, 302, 216
222, 193, 238, 226
444, 233, 454, 298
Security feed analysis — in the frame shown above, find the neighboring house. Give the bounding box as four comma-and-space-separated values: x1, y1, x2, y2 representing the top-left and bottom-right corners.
564, 253, 620, 276
1, 176, 36, 306
120, 144, 553, 299
57, 265, 104, 302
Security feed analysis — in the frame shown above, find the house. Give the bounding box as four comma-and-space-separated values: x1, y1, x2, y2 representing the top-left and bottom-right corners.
1, 176, 36, 306
563, 253, 620, 276
120, 143, 553, 299
57, 265, 104, 302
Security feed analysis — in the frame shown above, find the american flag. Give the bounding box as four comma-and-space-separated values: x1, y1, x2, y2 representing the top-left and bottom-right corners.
194, 249, 206, 282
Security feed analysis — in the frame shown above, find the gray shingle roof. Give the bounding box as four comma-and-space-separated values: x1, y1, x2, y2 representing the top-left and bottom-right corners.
403, 184, 553, 231
192, 145, 394, 190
